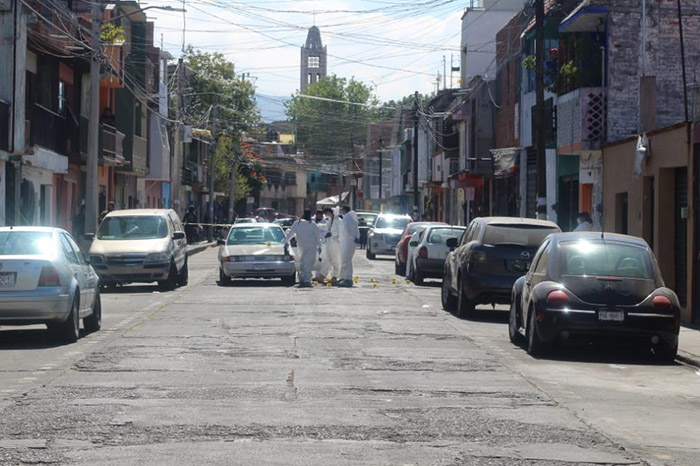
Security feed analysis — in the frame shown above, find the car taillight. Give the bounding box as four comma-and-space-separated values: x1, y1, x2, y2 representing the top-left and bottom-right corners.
418, 246, 428, 259
547, 290, 568, 306
652, 295, 672, 311
38, 265, 60, 287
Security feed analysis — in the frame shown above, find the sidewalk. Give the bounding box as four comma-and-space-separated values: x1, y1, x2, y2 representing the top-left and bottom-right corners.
186, 240, 216, 257
678, 323, 700, 368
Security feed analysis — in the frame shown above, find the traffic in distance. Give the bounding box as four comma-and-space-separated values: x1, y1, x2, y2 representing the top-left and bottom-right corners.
0, 205, 681, 361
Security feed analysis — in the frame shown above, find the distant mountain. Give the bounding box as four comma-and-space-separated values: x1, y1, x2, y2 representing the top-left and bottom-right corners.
256, 94, 291, 123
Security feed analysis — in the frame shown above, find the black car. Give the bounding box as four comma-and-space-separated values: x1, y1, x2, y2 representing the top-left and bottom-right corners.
442, 217, 560, 317
509, 232, 680, 361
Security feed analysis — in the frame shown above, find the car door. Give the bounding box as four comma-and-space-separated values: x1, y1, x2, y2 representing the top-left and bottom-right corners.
169, 213, 187, 270
65, 233, 97, 310
451, 223, 476, 290
59, 233, 89, 311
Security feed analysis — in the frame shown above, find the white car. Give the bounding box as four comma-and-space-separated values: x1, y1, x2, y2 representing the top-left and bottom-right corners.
366, 213, 412, 260
409, 225, 466, 285
218, 223, 296, 285
0, 227, 101, 342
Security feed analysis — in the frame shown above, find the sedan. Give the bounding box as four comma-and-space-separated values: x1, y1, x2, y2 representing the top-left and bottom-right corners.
509, 232, 680, 361
442, 217, 560, 317
394, 222, 446, 275
0, 227, 101, 342
366, 213, 412, 260
218, 223, 296, 286
409, 225, 466, 285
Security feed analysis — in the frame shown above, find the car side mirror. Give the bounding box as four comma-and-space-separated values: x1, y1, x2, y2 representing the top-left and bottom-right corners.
409, 241, 418, 247
446, 237, 458, 250
217, 239, 226, 246
83, 233, 95, 241
172, 231, 186, 240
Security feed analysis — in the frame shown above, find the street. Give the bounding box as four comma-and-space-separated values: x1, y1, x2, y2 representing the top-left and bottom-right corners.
0, 247, 699, 466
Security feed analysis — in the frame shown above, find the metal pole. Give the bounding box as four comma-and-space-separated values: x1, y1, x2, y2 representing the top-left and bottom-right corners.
677, 0, 689, 122
228, 151, 236, 223
207, 105, 217, 242
535, 0, 547, 219
85, 0, 101, 234
378, 135, 383, 208
173, 57, 184, 215
641, 0, 646, 76
412, 91, 419, 218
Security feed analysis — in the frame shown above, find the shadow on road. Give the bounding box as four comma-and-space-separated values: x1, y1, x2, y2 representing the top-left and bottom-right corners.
0, 328, 87, 349
217, 279, 290, 288
516, 340, 676, 366
100, 284, 171, 294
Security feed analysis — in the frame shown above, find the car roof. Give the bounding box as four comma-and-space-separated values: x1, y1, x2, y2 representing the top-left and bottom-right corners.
106, 209, 176, 217
548, 231, 650, 248
476, 216, 560, 228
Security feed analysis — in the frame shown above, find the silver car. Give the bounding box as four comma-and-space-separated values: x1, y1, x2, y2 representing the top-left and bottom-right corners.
0, 227, 101, 342
367, 213, 412, 259
88, 209, 188, 290
218, 223, 296, 285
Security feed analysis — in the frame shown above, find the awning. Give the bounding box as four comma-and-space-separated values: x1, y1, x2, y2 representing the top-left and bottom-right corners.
491, 147, 520, 178
559, 2, 608, 33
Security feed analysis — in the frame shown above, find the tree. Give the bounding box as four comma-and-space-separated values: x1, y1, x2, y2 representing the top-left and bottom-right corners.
213, 136, 251, 204
285, 75, 379, 160
379, 92, 434, 119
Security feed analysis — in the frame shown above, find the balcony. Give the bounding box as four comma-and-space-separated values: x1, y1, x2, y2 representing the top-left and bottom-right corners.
26, 0, 80, 55
132, 135, 148, 175
79, 117, 125, 165
557, 87, 606, 152
31, 104, 67, 154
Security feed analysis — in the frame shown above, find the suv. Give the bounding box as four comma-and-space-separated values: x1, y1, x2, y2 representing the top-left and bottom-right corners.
88, 209, 189, 290
366, 213, 412, 260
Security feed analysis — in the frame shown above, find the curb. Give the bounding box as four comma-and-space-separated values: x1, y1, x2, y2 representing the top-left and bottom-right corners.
187, 242, 216, 257
676, 351, 700, 369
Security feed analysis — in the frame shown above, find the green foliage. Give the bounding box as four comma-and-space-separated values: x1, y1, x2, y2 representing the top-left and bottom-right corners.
100, 23, 125, 44
380, 92, 434, 119
285, 75, 379, 159
214, 136, 251, 203
522, 55, 536, 71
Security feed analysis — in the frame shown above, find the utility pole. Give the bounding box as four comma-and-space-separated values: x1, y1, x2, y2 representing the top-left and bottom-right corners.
172, 57, 184, 215
534, 0, 547, 219
676, 0, 689, 122
412, 91, 419, 219
85, 0, 101, 234
207, 105, 218, 242
228, 150, 237, 224
443, 55, 447, 90
378, 135, 383, 208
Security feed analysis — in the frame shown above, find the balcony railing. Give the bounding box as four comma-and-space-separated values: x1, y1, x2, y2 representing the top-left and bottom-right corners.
557, 87, 606, 151
31, 104, 66, 154
79, 117, 125, 163
0, 100, 9, 152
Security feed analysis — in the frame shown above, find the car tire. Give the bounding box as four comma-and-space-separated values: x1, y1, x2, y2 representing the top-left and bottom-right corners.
366, 247, 376, 260
84, 290, 102, 333
653, 342, 678, 363
219, 268, 231, 285
158, 260, 178, 291
457, 277, 475, 318
177, 256, 189, 287
281, 274, 295, 286
441, 275, 456, 312
526, 306, 544, 356
54, 296, 80, 343
508, 297, 524, 346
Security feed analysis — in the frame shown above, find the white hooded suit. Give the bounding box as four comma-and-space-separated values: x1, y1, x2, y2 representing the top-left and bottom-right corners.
339, 211, 360, 281
286, 219, 322, 284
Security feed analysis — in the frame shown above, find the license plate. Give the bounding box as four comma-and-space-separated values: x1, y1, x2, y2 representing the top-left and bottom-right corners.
252, 263, 270, 271
0, 272, 15, 288
599, 310, 624, 321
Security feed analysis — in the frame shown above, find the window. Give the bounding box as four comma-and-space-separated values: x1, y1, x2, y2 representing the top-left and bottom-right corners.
64, 233, 87, 265
534, 244, 550, 275
283, 172, 296, 185
59, 234, 78, 264
0, 232, 52, 255
308, 56, 319, 68
58, 81, 66, 114
308, 73, 312, 84
97, 216, 169, 240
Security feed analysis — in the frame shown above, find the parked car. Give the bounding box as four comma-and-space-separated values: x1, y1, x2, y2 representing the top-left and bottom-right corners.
235, 218, 258, 224
273, 217, 297, 229
442, 217, 560, 317
366, 213, 412, 260
409, 225, 466, 285
88, 209, 188, 291
395, 222, 446, 275
248, 207, 295, 223
218, 223, 296, 286
509, 232, 680, 360
0, 227, 101, 342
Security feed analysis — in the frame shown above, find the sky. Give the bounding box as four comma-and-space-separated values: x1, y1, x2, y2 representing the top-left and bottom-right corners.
141, 0, 468, 119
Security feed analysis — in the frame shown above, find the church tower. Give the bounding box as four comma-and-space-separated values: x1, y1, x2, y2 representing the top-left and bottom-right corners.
300, 26, 327, 92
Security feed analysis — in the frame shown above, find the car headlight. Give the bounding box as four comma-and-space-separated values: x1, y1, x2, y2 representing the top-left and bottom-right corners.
89, 254, 105, 265
145, 252, 169, 263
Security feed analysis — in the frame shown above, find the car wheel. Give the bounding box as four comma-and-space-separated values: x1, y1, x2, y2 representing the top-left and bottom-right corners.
219, 268, 231, 285
441, 275, 456, 312
53, 296, 80, 343
457, 277, 475, 318
281, 274, 296, 286
366, 246, 376, 260
652, 342, 678, 363
508, 297, 524, 346
526, 306, 544, 356
177, 256, 189, 287
84, 290, 102, 333
158, 260, 178, 291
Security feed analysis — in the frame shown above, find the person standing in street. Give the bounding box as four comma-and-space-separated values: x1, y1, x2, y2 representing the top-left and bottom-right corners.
573, 211, 593, 232
313, 210, 329, 282
285, 209, 322, 288
338, 205, 360, 287
320, 207, 341, 284
99, 201, 115, 223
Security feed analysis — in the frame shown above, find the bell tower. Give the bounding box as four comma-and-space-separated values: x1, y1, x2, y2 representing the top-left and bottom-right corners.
300, 26, 327, 92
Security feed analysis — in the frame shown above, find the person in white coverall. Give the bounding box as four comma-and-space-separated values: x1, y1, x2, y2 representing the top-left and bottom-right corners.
312, 210, 328, 281
285, 209, 322, 287
338, 205, 360, 287
320, 207, 341, 283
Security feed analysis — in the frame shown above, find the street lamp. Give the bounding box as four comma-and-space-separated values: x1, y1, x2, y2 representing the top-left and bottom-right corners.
85, 3, 186, 236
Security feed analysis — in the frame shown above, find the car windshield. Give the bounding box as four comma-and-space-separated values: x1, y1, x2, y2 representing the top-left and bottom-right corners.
427, 227, 465, 244
375, 217, 410, 229
559, 240, 654, 279
482, 224, 558, 246
0, 231, 53, 255
227, 226, 285, 245
97, 216, 168, 240
357, 213, 378, 226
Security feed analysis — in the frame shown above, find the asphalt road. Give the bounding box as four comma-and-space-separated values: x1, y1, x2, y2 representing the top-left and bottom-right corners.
0, 248, 699, 465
